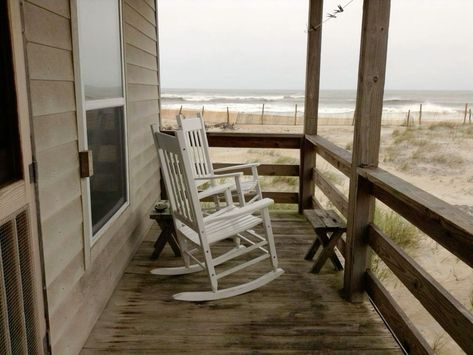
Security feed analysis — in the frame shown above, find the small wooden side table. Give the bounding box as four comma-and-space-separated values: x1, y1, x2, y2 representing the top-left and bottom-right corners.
304, 209, 346, 273
149, 203, 181, 260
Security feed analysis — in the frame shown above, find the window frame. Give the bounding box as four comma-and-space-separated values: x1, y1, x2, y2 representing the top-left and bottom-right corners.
71, 0, 130, 260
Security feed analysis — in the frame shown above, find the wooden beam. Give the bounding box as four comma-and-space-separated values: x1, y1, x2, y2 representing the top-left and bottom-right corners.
365, 271, 433, 355
300, 0, 324, 213
262, 191, 299, 204
360, 167, 473, 269
201, 191, 298, 205
161, 131, 302, 149
307, 134, 352, 177
206, 132, 302, 149
313, 168, 348, 218
368, 224, 473, 353
213, 163, 299, 177
304, 0, 323, 135
344, 0, 391, 302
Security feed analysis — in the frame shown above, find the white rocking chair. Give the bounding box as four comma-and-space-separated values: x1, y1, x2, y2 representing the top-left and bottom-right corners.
177, 113, 263, 206
150, 125, 284, 301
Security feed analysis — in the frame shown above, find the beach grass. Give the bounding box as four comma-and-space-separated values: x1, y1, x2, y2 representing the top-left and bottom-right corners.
374, 207, 419, 250
370, 205, 419, 282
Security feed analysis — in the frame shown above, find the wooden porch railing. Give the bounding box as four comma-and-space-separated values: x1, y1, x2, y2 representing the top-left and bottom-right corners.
207, 132, 302, 205
160, 128, 473, 352
305, 134, 473, 354
162, 131, 303, 205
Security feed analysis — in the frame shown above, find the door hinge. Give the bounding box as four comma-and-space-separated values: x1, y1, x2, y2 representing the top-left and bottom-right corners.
28, 161, 38, 184
79, 150, 94, 178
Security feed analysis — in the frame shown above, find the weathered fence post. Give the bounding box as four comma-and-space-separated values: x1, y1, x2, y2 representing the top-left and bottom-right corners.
261, 103, 265, 125
464, 104, 469, 124
300, 0, 324, 213
344, 0, 391, 302
419, 104, 422, 125
406, 109, 411, 127
294, 104, 298, 126
226, 106, 230, 125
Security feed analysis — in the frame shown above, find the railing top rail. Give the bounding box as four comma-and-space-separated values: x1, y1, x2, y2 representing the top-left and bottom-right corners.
306, 135, 352, 177
360, 166, 473, 269
206, 132, 303, 139
161, 130, 303, 149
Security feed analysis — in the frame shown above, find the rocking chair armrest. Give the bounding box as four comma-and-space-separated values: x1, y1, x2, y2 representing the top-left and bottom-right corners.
198, 182, 234, 200
194, 172, 243, 180
204, 198, 274, 223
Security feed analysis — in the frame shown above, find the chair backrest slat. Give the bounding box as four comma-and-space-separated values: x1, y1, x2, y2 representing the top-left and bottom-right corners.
177, 114, 214, 179
150, 125, 203, 231
196, 129, 210, 175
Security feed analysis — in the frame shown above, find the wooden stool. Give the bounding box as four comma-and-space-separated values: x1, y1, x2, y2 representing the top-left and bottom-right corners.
149, 202, 181, 260
304, 209, 346, 273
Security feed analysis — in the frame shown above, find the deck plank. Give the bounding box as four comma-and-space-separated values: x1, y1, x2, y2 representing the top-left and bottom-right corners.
82, 212, 401, 353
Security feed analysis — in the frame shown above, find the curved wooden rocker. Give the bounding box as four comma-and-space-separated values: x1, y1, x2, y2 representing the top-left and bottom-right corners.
177, 113, 263, 206
150, 125, 283, 301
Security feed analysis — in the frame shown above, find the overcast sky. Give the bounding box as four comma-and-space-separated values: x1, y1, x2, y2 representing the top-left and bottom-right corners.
158, 0, 473, 91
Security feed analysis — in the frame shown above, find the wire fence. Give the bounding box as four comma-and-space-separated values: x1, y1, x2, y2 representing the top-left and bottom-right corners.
160, 103, 472, 129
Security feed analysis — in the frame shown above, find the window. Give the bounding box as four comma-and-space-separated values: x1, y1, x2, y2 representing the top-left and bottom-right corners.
0, 0, 22, 189
76, 0, 128, 237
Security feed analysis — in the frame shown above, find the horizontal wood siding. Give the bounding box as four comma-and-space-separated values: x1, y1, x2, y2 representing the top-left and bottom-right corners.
22, 1, 160, 354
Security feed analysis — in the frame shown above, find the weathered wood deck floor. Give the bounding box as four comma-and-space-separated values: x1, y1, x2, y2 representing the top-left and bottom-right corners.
82, 212, 401, 354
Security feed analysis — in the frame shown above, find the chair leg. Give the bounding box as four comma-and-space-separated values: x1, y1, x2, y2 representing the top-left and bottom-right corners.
200, 242, 218, 292
255, 180, 263, 200
261, 208, 278, 270
177, 234, 191, 268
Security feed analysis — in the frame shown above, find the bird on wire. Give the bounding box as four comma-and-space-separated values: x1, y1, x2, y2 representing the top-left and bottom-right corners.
307, 0, 356, 32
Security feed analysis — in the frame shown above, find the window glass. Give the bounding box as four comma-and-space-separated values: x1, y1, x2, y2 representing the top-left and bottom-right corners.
87, 107, 127, 234
78, 0, 122, 100
0, 1, 22, 188
77, 0, 127, 237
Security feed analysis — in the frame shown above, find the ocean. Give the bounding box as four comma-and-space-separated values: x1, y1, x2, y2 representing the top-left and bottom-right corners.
162, 89, 473, 121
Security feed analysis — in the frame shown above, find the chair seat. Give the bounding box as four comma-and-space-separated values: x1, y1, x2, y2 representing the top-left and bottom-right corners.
179, 208, 262, 246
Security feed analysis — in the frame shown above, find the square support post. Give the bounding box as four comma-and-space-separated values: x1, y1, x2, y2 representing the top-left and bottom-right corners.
344, 0, 391, 302
300, 0, 324, 213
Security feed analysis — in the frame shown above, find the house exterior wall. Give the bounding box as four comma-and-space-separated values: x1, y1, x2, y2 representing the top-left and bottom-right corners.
21, 0, 160, 353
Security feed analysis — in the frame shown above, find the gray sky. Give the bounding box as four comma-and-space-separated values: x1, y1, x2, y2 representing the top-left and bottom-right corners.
158, 0, 473, 90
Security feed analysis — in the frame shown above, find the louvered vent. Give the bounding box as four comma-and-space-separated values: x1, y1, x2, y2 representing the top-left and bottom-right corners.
0, 209, 41, 354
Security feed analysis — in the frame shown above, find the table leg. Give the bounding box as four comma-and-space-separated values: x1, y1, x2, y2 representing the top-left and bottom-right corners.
151, 223, 174, 260
168, 226, 181, 257
305, 238, 321, 260
311, 230, 344, 273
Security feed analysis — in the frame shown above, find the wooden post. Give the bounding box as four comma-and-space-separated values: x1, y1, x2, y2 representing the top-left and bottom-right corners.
344, 0, 391, 302
179, 105, 183, 115
226, 106, 230, 125
406, 109, 411, 127
300, 0, 324, 213
419, 104, 422, 125
294, 104, 298, 126
469, 108, 472, 124
202, 105, 205, 117
463, 103, 468, 124
261, 103, 265, 124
